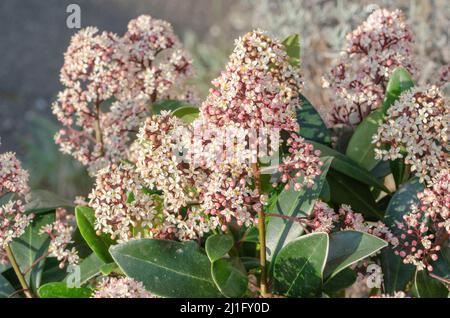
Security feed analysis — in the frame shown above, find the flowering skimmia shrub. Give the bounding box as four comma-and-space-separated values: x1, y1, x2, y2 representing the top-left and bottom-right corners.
0, 10, 448, 299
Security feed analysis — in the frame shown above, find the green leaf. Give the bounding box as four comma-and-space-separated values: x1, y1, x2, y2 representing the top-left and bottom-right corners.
324, 230, 387, 279
10, 212, 55, 292
75, 206, 115, 263
381, 67, 414, 113
211, 257, 248, 298
345, 68, 414, 172
0, 263, 10, 274
309, 141, 390, 194
205, 234, 234, 262
319, 180, 331, 202
241, 227, 259, 243
99, 262, 122, 276
390, 158, 409, 188
241, 257, 260, 271
414, 270, 448, 298
172, 106, 200, 123
40, 258, 67, 285
38, 282, 93, 298
266, 157, 332, 262
0, 275, 15, 298
0, 192, 15, 206
110, 239, 222, 298
323, 268, 357, 295
64, 253, 104, 286
381, 178, 423, 293
346, 109, 384, 171
327, 170, 383, 220
380, 248, 415, 295
24, 190, 73, 214
433, 241, 450, 280
297, 95, 331, 145
384, 178, 424, 233
151, 100, 194, 113
273, 232, 329, 298
282, 34, 300, 67
151, 100, 199, 123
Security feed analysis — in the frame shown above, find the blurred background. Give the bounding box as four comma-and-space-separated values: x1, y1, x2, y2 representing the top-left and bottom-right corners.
0, 0, 448, 200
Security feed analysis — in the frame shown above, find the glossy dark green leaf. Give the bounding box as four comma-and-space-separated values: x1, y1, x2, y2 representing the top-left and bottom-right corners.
309, 141, 390, 194
297, 95, 331, 145
433, 241, 450, 280
346, 109, 384, 171
0, 263, 10, 274
0, 192, 15, 206
241, 257, 260, 271
323, 268, 357, 295
40, 258, 67, 286
241, 227, 259, 243
24, 190, 73, 214
384, 178, 424, 233
390, 158, 409, 188
381, 67, 414, 113
172, 106, 200, 123
319, 180, 331, 202
75, 206, 115, 263
64, 253, 104, 286
10, 212, 55, 292
273, 232, 329, 298
0, 275, 15, 298
38, 282, 93, 298
151, 100, 194, 113
327, 170, 383, 220
205, 234, 234, 262
282, 34, 300, 67
99, 262, 122, 276
414, 270, 448, 298
381, 178, 423, 293
380, 248, 415, 294
211, 257, 248, 298
110, 239, 222, 297
324, 230, 387, 279
266, 157, 332, 262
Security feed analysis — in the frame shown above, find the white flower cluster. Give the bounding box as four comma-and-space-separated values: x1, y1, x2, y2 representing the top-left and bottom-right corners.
0, 151, 30, 196
200, 30, 302, 131
39, 209, 79, 268
0, 143, 33, 263
235, 1, 449, 123
88, 30, 323, 242
53, 15, 193, 175
92, 276, 154, 298
311, 202, 398, 246
394, 169, 449, 271
323, 8, 415, 127
89, 163, 158, 242
373, 86, 449, 184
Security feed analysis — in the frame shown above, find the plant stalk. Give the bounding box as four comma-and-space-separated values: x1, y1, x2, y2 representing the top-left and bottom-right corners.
5, 244, 34, 298
252, 162, 268, 297
94, 101, 104, 156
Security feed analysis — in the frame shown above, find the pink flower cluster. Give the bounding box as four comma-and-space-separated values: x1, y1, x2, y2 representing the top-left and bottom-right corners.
394, 169, 449, 271
373, 86, 449, 184
0, 144, 33, 264
323, 9, 415, 127
310, 201, 398, 246
92, 276, 154, 298
53, 15, 193, 175
88, 31, 323, 241
39, 208, 79, 268
200, 30, 302, 131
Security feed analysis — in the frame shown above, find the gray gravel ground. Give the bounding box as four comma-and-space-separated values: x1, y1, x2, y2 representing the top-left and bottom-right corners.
0, 0, 231, 155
